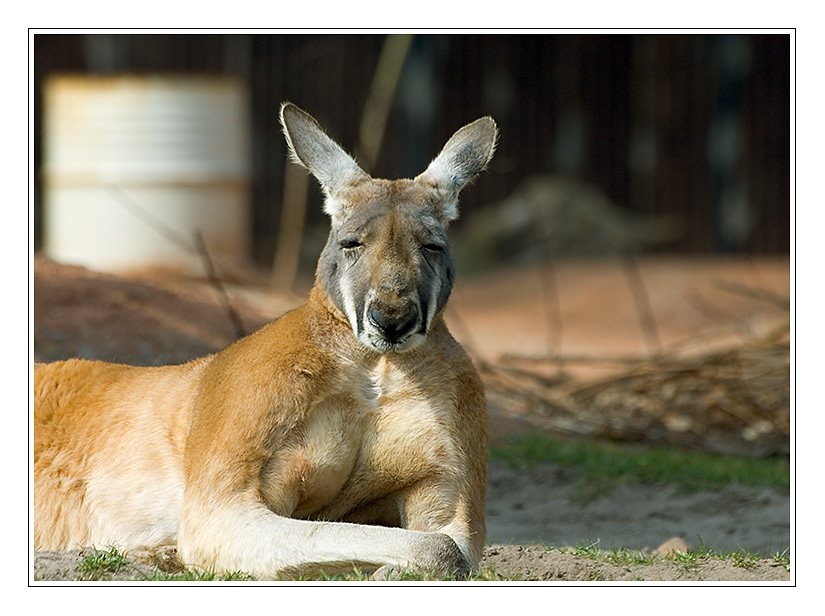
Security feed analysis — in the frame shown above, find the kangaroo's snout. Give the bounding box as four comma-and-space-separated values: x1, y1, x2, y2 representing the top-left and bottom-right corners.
367, 301, 420, 344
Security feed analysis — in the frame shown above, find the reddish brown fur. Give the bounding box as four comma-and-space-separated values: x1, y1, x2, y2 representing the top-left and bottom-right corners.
34, 103, 496, 578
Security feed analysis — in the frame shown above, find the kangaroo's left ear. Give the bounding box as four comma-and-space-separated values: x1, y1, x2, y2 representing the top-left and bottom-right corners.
280, 102, 369, 209
416, 116, 498, 222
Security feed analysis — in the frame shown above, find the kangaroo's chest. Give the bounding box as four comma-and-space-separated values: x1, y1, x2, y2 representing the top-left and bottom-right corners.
259, 359, 456, 522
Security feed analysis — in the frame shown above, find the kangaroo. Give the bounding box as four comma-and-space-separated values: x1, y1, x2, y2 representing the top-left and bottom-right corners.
33, 103, 497, 579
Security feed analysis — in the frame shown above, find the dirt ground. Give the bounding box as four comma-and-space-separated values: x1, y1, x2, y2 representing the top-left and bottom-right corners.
31, 254, 791, 583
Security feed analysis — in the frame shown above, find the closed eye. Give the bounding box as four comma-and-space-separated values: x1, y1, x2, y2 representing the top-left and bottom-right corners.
339, 238, 363, 250
422, 243, 444, 253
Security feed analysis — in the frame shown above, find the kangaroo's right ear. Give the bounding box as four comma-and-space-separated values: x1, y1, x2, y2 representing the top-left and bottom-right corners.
416, 116, 498, 223
280, 103, 369, 209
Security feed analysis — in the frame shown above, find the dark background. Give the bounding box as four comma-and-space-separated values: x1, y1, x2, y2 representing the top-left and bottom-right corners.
32, 33, 791, 271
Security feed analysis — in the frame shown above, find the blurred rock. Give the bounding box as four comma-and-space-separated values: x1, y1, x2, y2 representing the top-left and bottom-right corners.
654, 536, 690, 558
456, 175, 679, 270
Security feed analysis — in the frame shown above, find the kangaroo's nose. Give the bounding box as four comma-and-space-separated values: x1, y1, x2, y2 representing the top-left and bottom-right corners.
367, 303, 419, 343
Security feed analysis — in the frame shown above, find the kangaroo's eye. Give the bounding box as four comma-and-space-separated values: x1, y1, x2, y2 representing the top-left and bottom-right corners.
339, 239, 363, 250
423, 243, 444, 253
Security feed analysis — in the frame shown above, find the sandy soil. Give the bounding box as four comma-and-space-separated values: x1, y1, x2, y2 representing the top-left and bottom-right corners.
33, 537, 790, 583
31, 255, 791, 583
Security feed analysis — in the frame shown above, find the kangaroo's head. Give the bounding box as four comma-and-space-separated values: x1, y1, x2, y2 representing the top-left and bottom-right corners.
280, 103, 497, 353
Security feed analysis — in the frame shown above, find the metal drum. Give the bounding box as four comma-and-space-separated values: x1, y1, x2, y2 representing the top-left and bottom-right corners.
42, 75, 251, 274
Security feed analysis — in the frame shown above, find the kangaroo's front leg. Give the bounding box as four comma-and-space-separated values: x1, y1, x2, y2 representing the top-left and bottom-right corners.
176, 487, 470, 579
403, 481, 484, 566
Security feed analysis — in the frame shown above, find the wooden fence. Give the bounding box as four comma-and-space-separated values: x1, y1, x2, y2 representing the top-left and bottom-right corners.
32, 33, 791, 268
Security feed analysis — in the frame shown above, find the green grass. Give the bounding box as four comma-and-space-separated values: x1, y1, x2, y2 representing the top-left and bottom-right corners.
554, 540, 790, 572
76, 546, 135, 580
490, 434, 790, 493
559, 541, 656, 567
75, 547, 254, 582
142, 568, 254, 582
663, 545, 789, 572
72, 549, 519, 582
71, 548, 503, 582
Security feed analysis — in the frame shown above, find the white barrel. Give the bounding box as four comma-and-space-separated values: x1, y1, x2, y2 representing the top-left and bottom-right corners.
41, 75, 251, 274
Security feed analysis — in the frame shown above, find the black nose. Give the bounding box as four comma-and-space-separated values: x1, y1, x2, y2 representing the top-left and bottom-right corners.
367, 303, 419, 343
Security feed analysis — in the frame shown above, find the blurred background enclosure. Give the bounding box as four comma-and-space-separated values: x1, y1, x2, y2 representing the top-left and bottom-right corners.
32, 32, 792, 460
32, 33, 790, 278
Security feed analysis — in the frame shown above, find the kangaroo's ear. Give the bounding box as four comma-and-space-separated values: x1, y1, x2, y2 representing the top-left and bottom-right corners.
416, 116, 498, 222
280, 103, 369, 206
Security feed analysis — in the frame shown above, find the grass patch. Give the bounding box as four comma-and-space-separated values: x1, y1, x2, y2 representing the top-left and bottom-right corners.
668, 546, 790, 572
61, 544, 790, 582
559, 542, 655, 567
554, 540, 790, 573
143, 568, 254, 582
490, 434, 790, 492
71, 548, 505, 582
77, 547, 135, 580
75, 547, 254, 581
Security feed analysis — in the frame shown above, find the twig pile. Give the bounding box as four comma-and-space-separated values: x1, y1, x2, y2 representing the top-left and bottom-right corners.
480, 319, 790, 457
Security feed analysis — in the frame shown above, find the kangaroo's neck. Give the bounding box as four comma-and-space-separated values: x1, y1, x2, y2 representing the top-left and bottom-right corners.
302, 282, 373, 359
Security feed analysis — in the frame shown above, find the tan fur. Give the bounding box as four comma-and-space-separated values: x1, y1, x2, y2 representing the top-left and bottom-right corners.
34, 104, 496, 579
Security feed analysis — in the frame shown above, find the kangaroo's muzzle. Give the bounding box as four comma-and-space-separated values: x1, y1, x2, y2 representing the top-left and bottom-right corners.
366, 301, 420, 345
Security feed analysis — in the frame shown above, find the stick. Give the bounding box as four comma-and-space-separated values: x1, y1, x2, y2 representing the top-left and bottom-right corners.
501, 352, 658, 367
194, 231, 246, 341
356, 34, 414, 172
539, 256, 564, 375
712, 279, 790, 310
108, 185, 195, 254
271, 160, 309, 290
108, 185, 270, 287
620, 250, 663, 356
